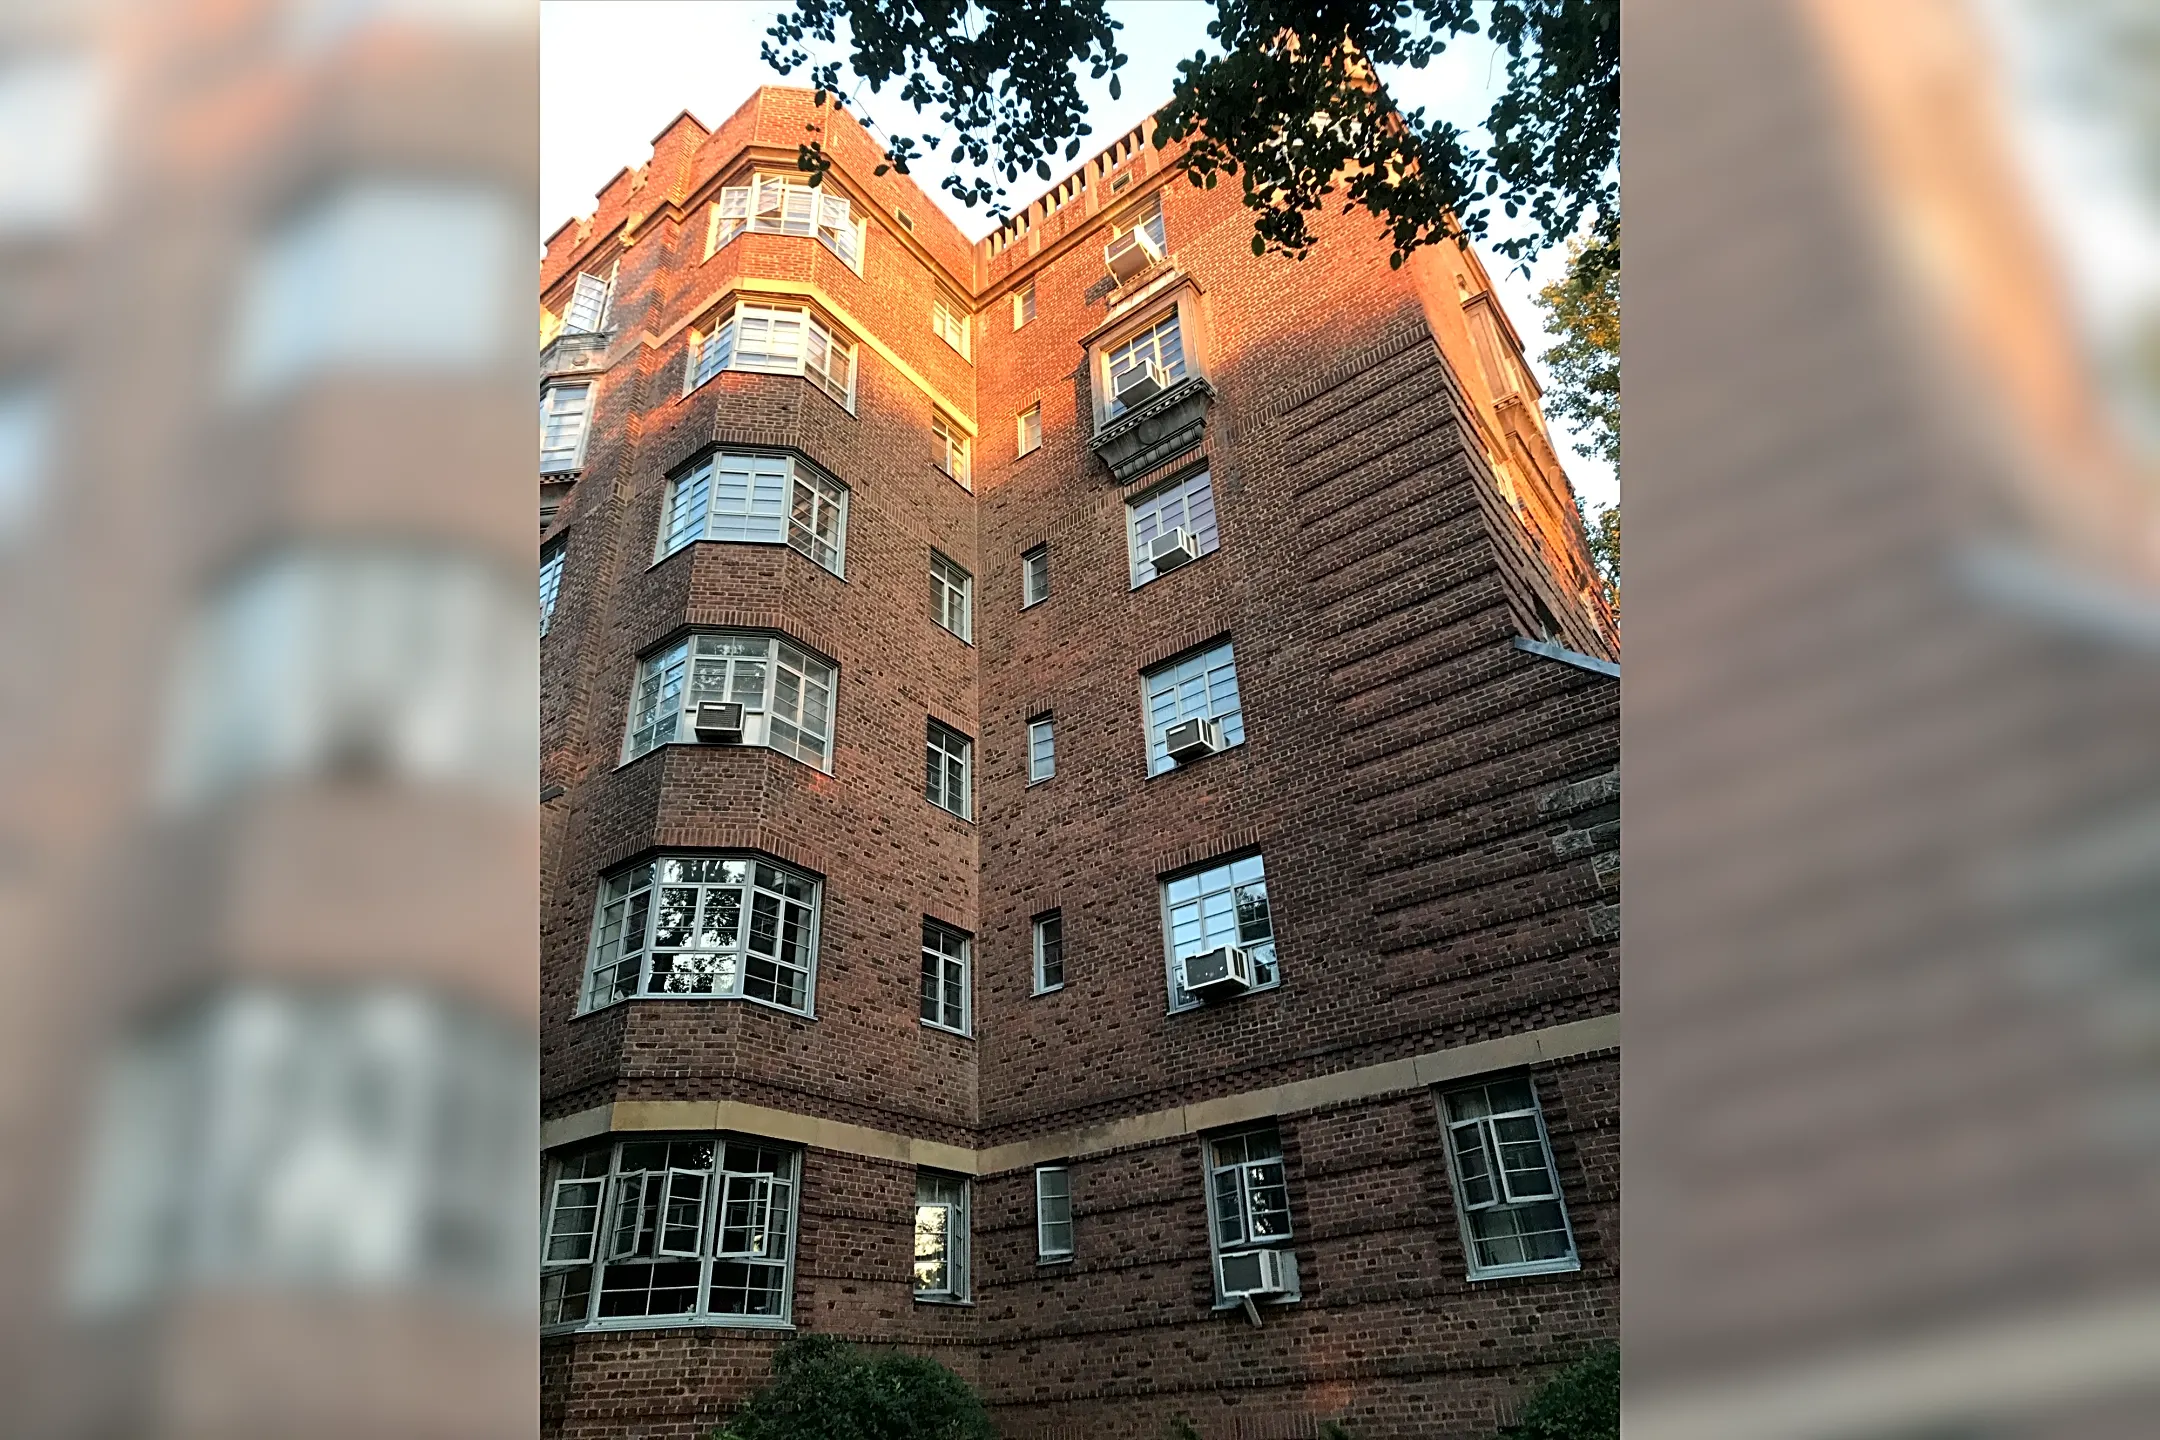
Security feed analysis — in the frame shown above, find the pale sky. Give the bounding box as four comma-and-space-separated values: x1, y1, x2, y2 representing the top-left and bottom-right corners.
539, 0, 1619, 512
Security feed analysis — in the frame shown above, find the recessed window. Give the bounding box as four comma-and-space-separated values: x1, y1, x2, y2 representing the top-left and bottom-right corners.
931, 411, 971, 489
624, 632, 836, 770
708, 173, 865, 273
1206, 1126, 1298, 1306
1035, 1166, 1074, 1260
1022, 544, 1050, 607
919, 918, 971, 1034
1142, 638, 1245, 775
1016, 402, 1042, 457
561, 263, 616, 335
1032, 911, 1064, 994
684, 301, 855, 412
925, 719, 972, 819
930, 550, 972, 641
1028, 715, 1055, 784
1440, 1078, 1580, 1278
542, 1137, 799, 1330
539, 541, 565, 636
913, 1170, 970, 1301
540, 382, 591, 474
1012, 281, 1036, 329
1126, 468, 1219, 587
1163, 853, 1277, 1010
932, 295, 968, 357
1104, 309, 1185, 419
658, 450, 847, 577
581, 855, 821, 1014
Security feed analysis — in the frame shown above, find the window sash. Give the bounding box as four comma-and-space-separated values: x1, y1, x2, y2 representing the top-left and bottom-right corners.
1028, 718, 1055, 782
1033, 912, 1064, 993
1017, 404, 1042, 457
658, 452, 847, 578
624, 632, 835, 770
1163, 853, 1276, 1008
925, 722, 971, 818
539, 544, 564, 636
1142, 638, 1244, 774
918, 922, 969, 1032
930, 553, 972, 640
1441, 1081, 1577, 1275
1127, 469, 1220, 586
540, 384, 591, 472
583, 855, 822, 1014
563, 267, 614, 334
544, 1175, 604, 1266
1105, 310, 1187, 416
1035, 1167, 1073, 1259
1022, 546, 1049, 606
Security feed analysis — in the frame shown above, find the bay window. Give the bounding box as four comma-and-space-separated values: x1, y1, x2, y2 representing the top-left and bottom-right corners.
624, 631, 836, 770
707, 173, 866, 273
659, 450, 847, 576
581, 854, 821, 1014
684, 301, 855, 412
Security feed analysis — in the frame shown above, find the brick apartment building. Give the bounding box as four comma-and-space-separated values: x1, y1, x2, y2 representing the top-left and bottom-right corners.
538, 86, 1618, 1440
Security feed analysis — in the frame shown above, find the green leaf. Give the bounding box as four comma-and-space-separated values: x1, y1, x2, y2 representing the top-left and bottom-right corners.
1108, 74, 1120, 100
1251, 233, 1265, 256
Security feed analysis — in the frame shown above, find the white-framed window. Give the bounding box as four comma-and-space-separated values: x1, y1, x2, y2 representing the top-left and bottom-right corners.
683, 302, 856, 412
658, 450, 847, 577
540, 541, 565, 636
919, 918, 971, 1034
1440, 1077, 1579, 1278
1142, 638, 1245, 775
623, 632, 836, 770
1035, 1166, 1074, 1261
1163, 853, 1277, 1011
1206, 1125, 1298, 1305
1116, 192, 1167, 251
930, 550, 972, 641
581, 855, 822, 1015
1016, 402, 1042, 457
708, 173, 866, 273
562, 262, 616, 334
540, 382, 591, 474
932, 295, 968, 357
1127, 468, 1220, 586
1032, 910, 1064, 994
913, 1170, 970, 1301
1012, 280, 1036, 329
1022, 544, 1050, 607
542, 1136, 799, 1330
925, 719, 972, 819
1104, 308, 1186, 419
1028, 715, 1055, 783
931, 411, 971, 489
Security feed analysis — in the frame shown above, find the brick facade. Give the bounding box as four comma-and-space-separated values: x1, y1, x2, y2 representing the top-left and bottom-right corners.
540, 87, 1617, 1440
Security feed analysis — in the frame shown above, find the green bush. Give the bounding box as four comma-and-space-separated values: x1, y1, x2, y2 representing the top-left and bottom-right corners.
714, 1334, 996, 1440
1498, 1347, 1619, 1440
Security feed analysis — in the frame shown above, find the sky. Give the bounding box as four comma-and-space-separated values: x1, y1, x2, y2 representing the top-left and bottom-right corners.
539, 0, 1619, 512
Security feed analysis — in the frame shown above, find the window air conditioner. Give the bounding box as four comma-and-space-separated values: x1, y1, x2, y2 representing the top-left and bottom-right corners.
692, 701, 745, 744
1104, 226, 1164, 282
1163, 716, 1224, 764
1147, 525, 1200, 573
1179, 942, 1252, 1000
1114, 359, 1171, 409
1217, 1247, 1294, 1298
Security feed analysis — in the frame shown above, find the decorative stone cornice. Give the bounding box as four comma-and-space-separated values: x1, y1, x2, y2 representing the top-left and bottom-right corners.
1086, 374, 1213, 483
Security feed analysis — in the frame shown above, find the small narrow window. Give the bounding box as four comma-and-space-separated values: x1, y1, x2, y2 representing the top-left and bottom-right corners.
1206, 1125, 1298, 1305
1440, 1077, 1579, 1278
1035, 1166, 1074, 1260
931, 412, 971, 489
919, 919, 970, 1034
1016, 402, 1042, 457
1032, 911, 1064, 994
1027, 716, 1055, 784
540, 383, 591, 475
930, 551, 972, 641
925, 719, 972, 819
932, 295, 968, 357
1021, 545, 1049, 608
914, 1170, 970, 1300
539, 542, 565, 636
1012, 281, 1036, 329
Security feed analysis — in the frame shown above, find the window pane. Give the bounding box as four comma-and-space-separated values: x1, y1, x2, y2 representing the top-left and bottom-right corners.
1143, 639, 1243, 774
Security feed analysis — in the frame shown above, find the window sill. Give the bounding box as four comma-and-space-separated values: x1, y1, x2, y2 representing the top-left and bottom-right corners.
574, 992, 820, 1024
1031, 983, 1064, 997
913, 1295, 974, 1307
1145, 737, 1244, 780
1166, 977, 1280, 1016
1130, 548, 1217, 592
1464, 1257, 1583, 1284
544, 1315, 796, 1337
1037, 1255, 1075, 1267
616, 739, 834, 778
919, 1019, 973, 1040
924, 799, 973, 824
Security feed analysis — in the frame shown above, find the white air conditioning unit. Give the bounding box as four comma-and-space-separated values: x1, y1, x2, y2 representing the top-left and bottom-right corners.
1147, 526, 1200, 573
1163, 716, 1224, 764
1114, 360, 1171, 409
1179, 942, 1252, 1000
1104, 226, 1164, 282
1217, 1247, 1294, 1298
692, 701, 745, 744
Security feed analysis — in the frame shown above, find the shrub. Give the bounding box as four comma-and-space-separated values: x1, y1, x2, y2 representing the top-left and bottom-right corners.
1499, 1347, 1619, 1440
714, 1334, 996, 1440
